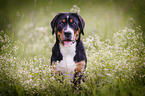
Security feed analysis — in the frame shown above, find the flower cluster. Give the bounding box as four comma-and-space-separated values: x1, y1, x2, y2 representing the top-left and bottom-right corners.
83, 26, 145, 91
70, 5, 81, 13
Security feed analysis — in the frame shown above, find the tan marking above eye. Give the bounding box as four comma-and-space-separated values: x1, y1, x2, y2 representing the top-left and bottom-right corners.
70, 19, 73, 23
63, 19, 65, 22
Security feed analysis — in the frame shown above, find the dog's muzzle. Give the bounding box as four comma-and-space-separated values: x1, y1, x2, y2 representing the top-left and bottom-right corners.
60, 31, 76, 47
64, 31, 72, 39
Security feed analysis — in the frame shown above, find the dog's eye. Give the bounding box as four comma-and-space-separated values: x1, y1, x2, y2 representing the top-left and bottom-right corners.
72, 22, 76, 26
59, 22, 64, 26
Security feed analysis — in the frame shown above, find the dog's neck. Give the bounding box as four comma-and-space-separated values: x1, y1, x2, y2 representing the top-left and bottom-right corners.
59, 42, 76, 60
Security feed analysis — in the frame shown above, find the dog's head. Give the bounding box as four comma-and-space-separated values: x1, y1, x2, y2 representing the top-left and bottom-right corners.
51, 12, 85, 47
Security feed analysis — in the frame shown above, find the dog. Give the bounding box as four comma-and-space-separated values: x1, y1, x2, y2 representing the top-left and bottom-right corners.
50, 12, 87, 86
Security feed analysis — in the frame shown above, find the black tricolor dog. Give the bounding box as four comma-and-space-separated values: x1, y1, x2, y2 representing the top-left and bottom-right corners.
51, 12, 87, 86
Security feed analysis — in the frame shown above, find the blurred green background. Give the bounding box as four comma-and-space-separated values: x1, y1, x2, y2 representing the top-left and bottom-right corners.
0, 1, 145, 95
0, 0, 145, 41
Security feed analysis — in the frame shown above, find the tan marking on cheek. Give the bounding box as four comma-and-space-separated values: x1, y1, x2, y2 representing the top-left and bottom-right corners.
75, 31, 79, 40
63, 19, 65, 22
57, 32, 62, 43
75, 60, 85, 72
70, 19, 73, 23
60, 29, 64, 40
57, 29, 65, 45
74, 27, 80, 40
57, 32, 61, 39
57, 31, 61, 35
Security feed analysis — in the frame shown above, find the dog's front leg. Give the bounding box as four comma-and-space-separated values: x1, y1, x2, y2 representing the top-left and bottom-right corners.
73, 60, 85, 87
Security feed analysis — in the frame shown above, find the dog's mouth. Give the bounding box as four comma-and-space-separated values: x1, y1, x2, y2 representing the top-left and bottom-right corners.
62, 40, 75, 47
58, 35, 77, 47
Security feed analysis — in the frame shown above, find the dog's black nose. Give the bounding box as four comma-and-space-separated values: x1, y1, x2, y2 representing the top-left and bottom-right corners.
64, 32, 71, 38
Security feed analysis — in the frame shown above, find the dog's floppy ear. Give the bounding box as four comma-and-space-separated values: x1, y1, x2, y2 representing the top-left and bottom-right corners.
51, 13, 63, 35
75, 13, 85, 35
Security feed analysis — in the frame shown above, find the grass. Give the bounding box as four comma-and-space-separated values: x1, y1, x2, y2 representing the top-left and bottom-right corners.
0, 0, 145, 96
0, 25, 145, 96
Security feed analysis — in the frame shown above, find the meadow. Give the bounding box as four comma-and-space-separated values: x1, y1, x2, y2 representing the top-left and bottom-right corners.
0, 0, 145, 96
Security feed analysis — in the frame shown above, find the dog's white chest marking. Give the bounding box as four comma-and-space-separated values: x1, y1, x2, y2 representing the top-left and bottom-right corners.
56, 43, 76, 79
